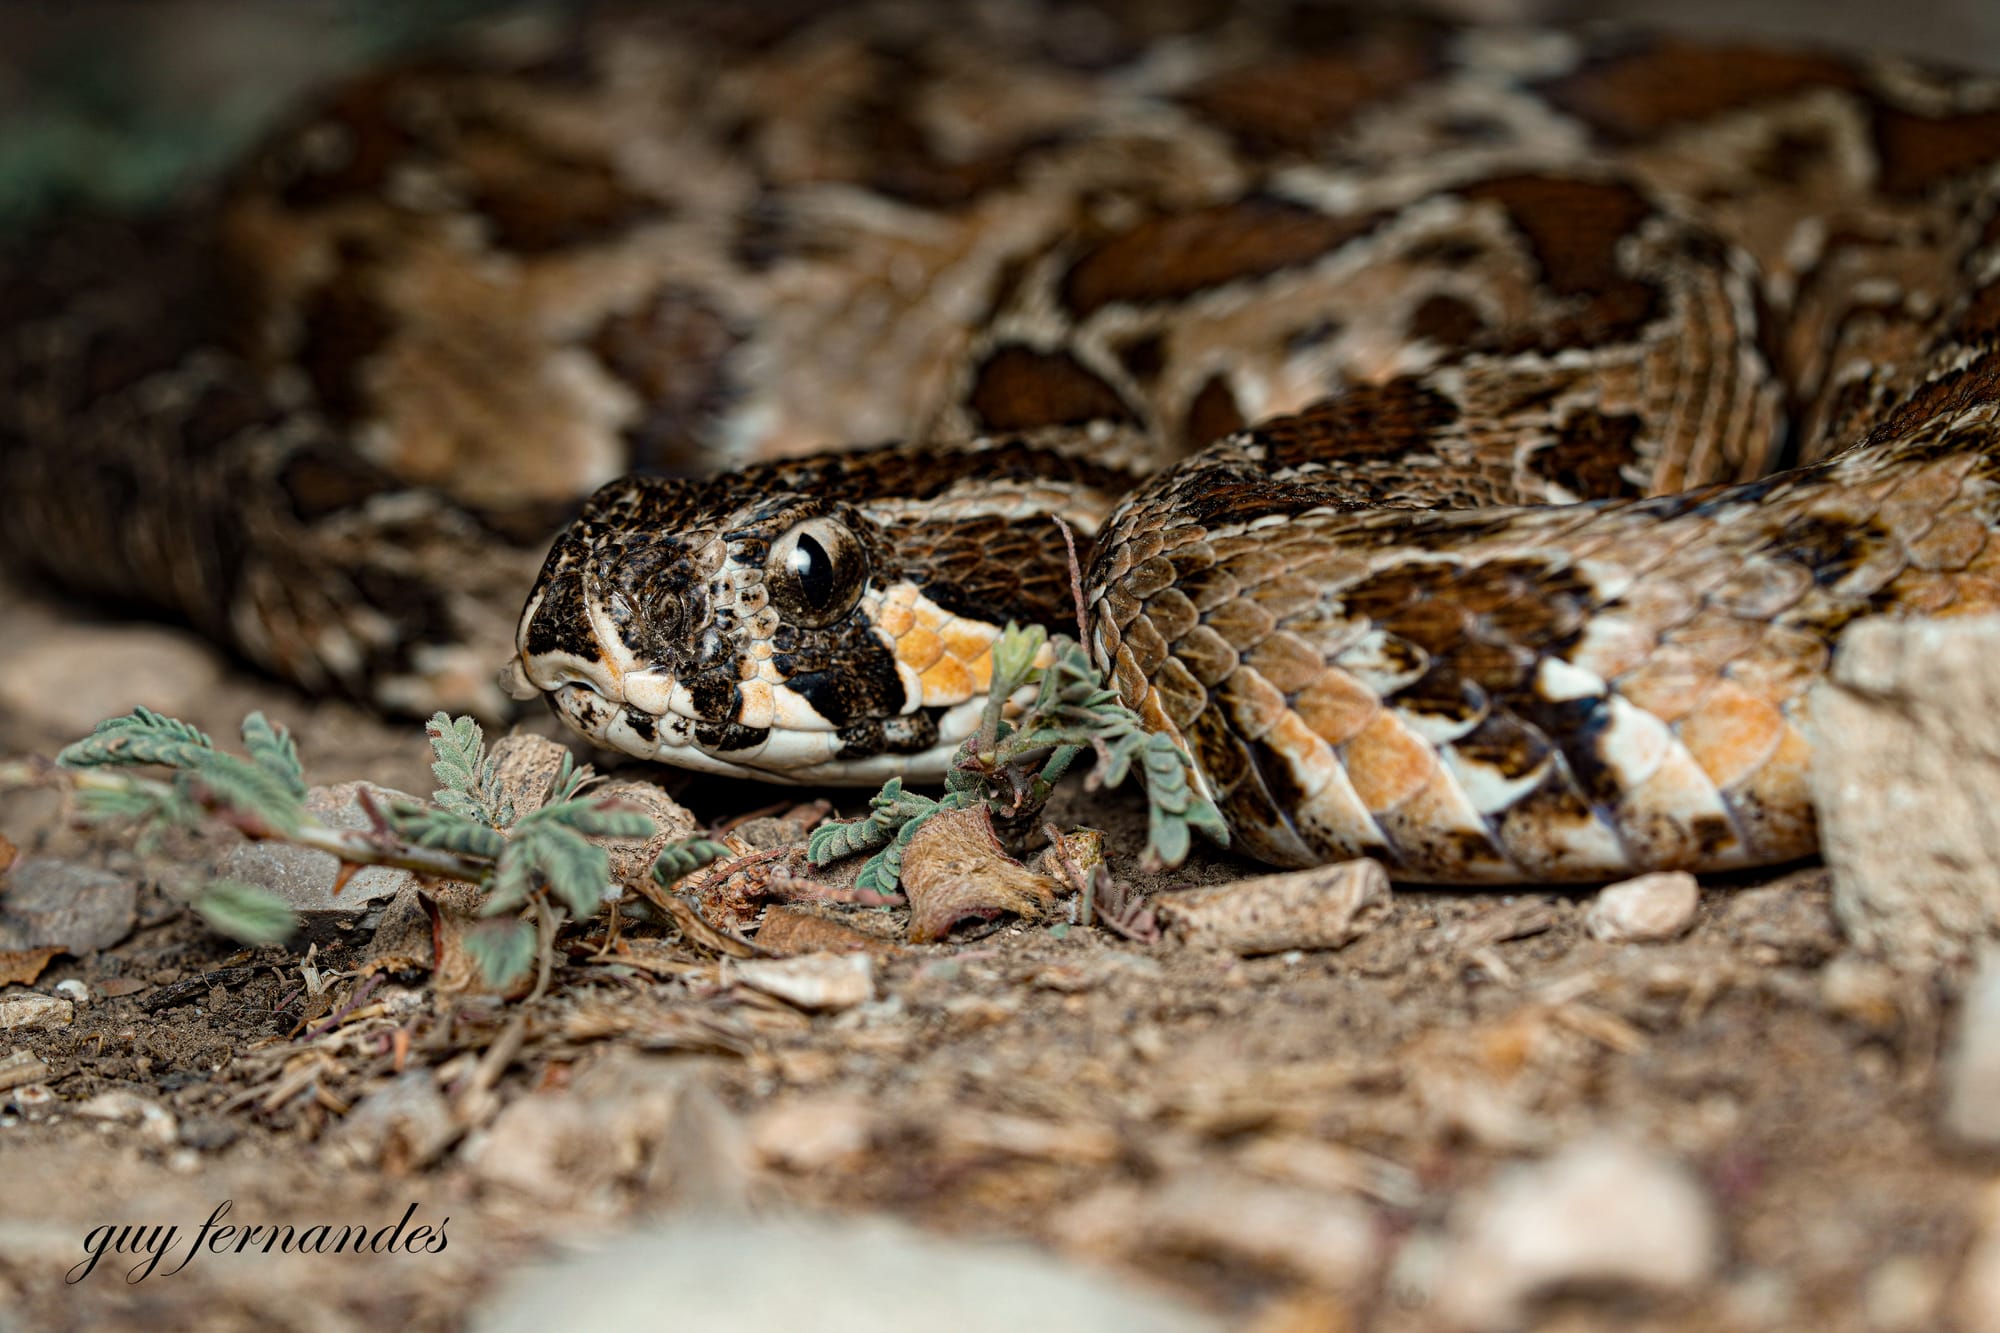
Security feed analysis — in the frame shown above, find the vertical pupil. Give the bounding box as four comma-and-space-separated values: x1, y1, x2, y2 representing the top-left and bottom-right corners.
788, 532, 834, 607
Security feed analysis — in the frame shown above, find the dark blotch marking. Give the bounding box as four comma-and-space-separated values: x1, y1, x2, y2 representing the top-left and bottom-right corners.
1184, 373, 1247, 448
1538, 40, 1860, 143
1406, 293, 1488, 350
967, 344, 1136, 432
1531, 410, 1645, 499
1871, 104, 2000, 197
279, 443, 401, 522
1114, 331, 1167, 384
588, 285, 744, 471
1256, 378, 1459, 468
1458, 175, 1662, 348
1179, 26, 1441, 158
695, 720, 771, 753
622, 708, 658, 744
297, 253, 393, 424
1060, 195, 1383, 319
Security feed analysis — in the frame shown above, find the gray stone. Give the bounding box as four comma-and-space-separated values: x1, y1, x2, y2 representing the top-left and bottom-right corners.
0, 858, 136, 953
217, 781, 423, 942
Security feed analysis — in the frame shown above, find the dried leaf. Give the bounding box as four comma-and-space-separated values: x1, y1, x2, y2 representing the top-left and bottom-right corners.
899, 805, 1062, 943
0, 946, 63, 988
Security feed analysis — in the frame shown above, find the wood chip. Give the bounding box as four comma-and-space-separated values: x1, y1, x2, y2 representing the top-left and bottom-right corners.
754, 905, 902, 957
0, 1048, 50, 1093
1154, 860, 1389, 955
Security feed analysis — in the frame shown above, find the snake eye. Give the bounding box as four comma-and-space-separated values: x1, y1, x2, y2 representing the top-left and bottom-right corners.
766, 515, 867, 627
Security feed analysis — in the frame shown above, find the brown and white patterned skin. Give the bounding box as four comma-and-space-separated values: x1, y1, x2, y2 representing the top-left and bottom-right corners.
7, 2, 2000, 881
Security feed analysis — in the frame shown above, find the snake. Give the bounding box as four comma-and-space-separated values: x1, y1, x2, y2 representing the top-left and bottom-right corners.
5, 2, 2000, 884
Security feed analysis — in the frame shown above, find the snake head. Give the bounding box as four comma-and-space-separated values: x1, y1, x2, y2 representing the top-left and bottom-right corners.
507, 448, 1105, 782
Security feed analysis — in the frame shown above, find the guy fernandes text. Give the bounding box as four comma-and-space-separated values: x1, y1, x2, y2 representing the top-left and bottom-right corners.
68, 1201, 448, 1283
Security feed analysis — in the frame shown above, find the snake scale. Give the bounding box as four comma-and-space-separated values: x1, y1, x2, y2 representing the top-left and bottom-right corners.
6, 1, 2000, 883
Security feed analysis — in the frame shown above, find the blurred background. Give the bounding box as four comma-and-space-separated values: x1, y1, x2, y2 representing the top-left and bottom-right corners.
0, 0, 1996, 231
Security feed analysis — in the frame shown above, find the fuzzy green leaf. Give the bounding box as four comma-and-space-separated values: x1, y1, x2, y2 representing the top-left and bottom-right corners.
72, 779, 201, 846
651, 837, 731, 884
495, 823, 612, 920
58, 707, 215, 771
382, 801, 508, 860
521, 799, 654, 840
425, 711, 512, 828
240, 712, 306, 800
193, 879, 297, 945
462, 917, 538, 990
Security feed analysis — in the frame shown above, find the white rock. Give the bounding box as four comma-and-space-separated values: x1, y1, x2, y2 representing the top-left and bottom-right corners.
0, 995, 72, 1030
74, 1090, 178, 1147
53, 979, 89, 1004
1585, 871, 1699, 943
729, 953, 875, 1012
1943, 948, 2000, 1147
473, 1215, 1224, 1333
1432, 1136, 1718, 1330
1808, 615, 2000, 967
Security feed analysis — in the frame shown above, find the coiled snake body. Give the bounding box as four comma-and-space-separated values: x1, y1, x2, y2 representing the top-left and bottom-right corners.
7, 3, 2000, 882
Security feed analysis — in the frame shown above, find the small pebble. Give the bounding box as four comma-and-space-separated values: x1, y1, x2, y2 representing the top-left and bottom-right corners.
1585, 871, 1699, 943
52, 979, 89, 1004
1432, 1135, 1717, 1330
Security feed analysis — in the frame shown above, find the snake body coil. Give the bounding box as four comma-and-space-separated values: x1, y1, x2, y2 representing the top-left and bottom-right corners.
7, 3, 2000, 881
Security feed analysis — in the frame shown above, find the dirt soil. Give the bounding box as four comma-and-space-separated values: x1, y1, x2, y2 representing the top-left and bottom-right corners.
0, 562, 1991, 1333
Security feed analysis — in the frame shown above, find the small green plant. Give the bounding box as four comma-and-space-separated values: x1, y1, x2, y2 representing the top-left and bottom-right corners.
806, 623, 1228, 890
35, 707, 663, 993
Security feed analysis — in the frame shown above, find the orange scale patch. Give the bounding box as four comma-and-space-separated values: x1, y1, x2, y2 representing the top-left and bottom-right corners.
897, 626, 945, 673
1342, 710, 1436, 814
1673, 678, 1784, 791
1292, 667, 1380, 747
1937, 573, 2000, 616
941, 620, 998, 666
1721, 627, 1829, 706
1885, 567, 1958, 613
919, 656, 976, 704
1256, 711, 1339, 800
1721, 721, 1816, 863
1219, 666, 1291, 742
1613, 647, 1718, 723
